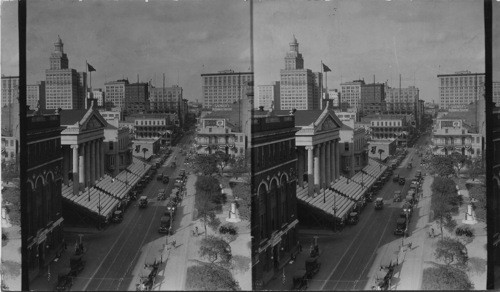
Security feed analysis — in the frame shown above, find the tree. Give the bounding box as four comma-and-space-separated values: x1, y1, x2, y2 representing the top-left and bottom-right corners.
206, 213, 222, 233
230, 156, 249, 180
199, 235, 232, 264
231, 182, 251, 220
449, 152, 469, 176
196, 176, 223, 236
213, 151, 235, 175
422, 265, 473, 290
431, 177, 461, 238
469, 183, 486, 222
193, 155, 218, 175
467, 158, 484, 180
428, 155, 455, 177
434, 237, 468, 267
377, 149, 385, 162
186, 263, 240, 291
142, 147, 149, 160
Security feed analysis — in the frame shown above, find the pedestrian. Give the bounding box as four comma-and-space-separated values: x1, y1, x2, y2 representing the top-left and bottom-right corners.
172, 240, 176, 248
195, 226, 199, 236
430, 227, 435, 238
408, 242, 412, 250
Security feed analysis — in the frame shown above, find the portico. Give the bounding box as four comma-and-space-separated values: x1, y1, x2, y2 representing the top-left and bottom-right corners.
60, 107, 107, 196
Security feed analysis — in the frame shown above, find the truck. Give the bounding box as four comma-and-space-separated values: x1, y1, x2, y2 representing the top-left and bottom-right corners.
158, 215, 171, 234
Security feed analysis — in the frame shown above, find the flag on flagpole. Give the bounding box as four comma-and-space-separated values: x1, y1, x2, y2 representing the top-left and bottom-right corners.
322, 63, 332, 72
87, 62, 96, 72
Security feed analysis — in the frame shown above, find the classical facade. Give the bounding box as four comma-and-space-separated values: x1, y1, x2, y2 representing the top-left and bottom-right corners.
438, 71, 484, 110
279, 36, 322, 111
26, 113, 64, 282
201, 70, 253, 109
431, 117, 482, 158
59, 107, 107, 196
251, 114, 299, 289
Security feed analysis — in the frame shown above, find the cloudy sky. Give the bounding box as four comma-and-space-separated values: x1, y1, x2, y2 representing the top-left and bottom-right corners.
254, 0, 485, 103
1, 1, 19, 76
20, 0, 251, 102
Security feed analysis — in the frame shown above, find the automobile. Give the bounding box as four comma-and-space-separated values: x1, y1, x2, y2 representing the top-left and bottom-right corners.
157, 189, 166, 201
375, 198, 384, 210
68, 255, 85, 277
162, 176, 170, 184
364, 191, 374, 202
399, 177, 406, 186
139, 196, 148, 208
156, 173, 163, 181
394, 217, 408, 236
179, 169, 186, 177
111, 210, 123, 223
158, 215, 171, 234
56, 274, 73, 291
393, 190, 402, 202
393, 174, 400, 183
347, 212, 359, 225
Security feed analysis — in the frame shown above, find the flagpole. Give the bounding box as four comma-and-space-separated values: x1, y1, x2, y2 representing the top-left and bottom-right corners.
321, 61, 324, 110
86, 60, 89, 109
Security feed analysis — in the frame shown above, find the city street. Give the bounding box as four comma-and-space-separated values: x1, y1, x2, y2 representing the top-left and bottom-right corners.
266, 134, 431, 291
70, 134, 194, 291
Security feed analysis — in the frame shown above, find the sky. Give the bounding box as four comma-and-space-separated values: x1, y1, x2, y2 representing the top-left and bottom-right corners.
254, 0, 485, 103
18, 0, 251, 102
1, 1, 19, 76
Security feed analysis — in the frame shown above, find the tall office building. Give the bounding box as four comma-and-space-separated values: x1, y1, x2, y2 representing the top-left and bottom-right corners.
385, 85, 419, 115
279, 36, 322, 110
27, 81, 46, 110
257, 82, 280, 110
45, 37, 85, 110
1, 75, 19, 106
93, 88, 105, 107
493, 81, 500, 106
124, 82, 149, 115
149, 85, 183, 113
201, 70, 253, 109
340, 80, 365, 110
438, 71, 485, 110
105, 79, 129, 109
360, 83, 386, 116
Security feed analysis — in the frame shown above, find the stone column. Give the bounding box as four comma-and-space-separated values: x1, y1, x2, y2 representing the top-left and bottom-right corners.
298, 147, 304, 187
88, 141, 94, 185
306, 146, 314, 196
72, 145, 80, 195
95, 140, 100, 180
79, 144, 85, 191
314, 145, 320, 188
100, 140, 105, 177
336, 139, 340, 178
330, 142, 335, 180
320, 143, 326, 188
85, 141, 91, 188
63, 146, 69, 186
326, 141, 331, 188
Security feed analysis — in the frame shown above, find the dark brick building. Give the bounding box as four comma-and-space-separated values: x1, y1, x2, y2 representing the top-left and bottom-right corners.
124, 82, 149, 115
251, 114, 300, 289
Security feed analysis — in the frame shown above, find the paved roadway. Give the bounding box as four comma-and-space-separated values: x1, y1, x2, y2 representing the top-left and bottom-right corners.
315, 133, 430, 291
75, 134, 193, 291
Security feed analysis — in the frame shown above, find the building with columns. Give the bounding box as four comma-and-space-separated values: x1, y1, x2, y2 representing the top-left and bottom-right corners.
274, 106, 343, 196
26, 112, 64, 282
251, 114, 299, 289
59, 107, 107, 196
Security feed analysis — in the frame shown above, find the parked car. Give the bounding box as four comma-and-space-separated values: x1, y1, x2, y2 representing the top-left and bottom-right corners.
375, 198, 384, 210
399, 177, 406, 186
139, 196, 148, 208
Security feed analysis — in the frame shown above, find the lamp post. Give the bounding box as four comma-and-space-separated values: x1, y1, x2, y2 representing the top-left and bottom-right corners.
167, 206, 176, 235
402, 207, 410, 246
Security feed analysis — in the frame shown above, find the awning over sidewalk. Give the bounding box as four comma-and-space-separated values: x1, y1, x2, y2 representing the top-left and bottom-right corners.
297, 182, 355, 220
62, 181, 119, 219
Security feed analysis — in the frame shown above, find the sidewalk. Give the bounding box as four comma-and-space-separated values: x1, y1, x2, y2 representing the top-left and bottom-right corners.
392, 175, 433, 290
151, 173, 198, 291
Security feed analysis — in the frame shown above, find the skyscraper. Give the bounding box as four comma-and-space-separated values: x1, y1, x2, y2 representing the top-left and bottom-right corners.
437, 71, 485, 110
105, 79, 129, 110
279, 36, 322, 110
124, 82, 149, 115
27, 81, 46, 110
1, 75, 19, 106
256, 82, 279, 110
340, 80, 365, 110
201, 70, 253, 109
45, 37, 85, 110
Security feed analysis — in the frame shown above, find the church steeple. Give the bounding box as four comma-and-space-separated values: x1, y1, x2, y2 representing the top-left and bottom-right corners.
284, 34, 304, 70
50, 35, 69, 70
